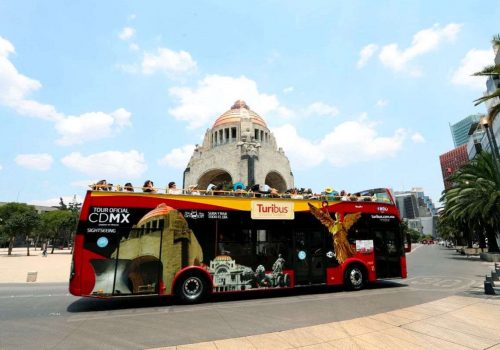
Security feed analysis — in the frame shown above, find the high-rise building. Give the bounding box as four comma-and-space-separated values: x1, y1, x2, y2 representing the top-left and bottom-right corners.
466, 121, 485, 159
439, 144, 469, 190
394, 188, 438, 237
449, 114, 482, 147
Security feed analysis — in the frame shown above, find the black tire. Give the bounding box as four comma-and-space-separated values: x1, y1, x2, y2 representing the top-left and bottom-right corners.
344, 265, 365, 291
175, 274, 208, 304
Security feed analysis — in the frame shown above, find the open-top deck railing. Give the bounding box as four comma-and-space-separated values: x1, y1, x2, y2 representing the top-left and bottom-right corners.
88, 184, 394, 205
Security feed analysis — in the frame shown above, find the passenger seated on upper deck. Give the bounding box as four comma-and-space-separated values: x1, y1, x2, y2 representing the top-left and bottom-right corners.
143, 180, 157, 193
94, 179, 108, 191
270, 188, 280, 198
124, 182, 134, 192
167, 181, 182, 194
290, 188, 303, 199
187, 184, 200, 195
212, 184, 224, 196
323, 187, 339, 200
206, 183, 216, 195
233, 182, 247, 196
251, 184, 273, 197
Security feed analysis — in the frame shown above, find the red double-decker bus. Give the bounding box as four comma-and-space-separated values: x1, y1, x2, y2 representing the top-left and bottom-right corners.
69, 187, 409, 303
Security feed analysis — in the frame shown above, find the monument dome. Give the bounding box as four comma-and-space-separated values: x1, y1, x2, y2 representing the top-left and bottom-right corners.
183, 100, 294, 192
212, 100, 267, 128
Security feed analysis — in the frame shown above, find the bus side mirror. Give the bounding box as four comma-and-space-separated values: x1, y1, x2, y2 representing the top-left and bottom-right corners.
404, 233, 412, 253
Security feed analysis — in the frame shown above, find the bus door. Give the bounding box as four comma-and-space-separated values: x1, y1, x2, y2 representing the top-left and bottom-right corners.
373, 226, 401, 278
293, 229, 326, 285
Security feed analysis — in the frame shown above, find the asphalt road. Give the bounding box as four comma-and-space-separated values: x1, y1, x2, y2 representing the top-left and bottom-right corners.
0, 245, 493, 350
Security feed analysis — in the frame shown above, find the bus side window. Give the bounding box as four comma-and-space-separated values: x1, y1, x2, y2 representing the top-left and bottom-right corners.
255, 225, 291, 270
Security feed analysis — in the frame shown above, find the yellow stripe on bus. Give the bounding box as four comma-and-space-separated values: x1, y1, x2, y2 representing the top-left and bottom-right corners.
89, 191, 341, 212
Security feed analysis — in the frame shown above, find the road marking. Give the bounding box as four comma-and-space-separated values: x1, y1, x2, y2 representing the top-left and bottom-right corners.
406, 275, 477, 291
0, 293, 70, 299
406, 244, 423, 255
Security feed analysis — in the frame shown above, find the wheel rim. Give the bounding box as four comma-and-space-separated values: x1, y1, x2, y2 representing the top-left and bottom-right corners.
182, 276, 203, 300
349, 268, 363, 288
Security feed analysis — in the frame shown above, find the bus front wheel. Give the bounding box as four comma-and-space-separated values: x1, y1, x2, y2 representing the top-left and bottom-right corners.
175, 274, 208, 303
344, 265, 365, 291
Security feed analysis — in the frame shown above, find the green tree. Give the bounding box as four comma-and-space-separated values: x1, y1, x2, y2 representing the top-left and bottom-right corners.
441, 152, 500, 252
58, 197, 68, 210
400, 220, 421, 243
0, 203, 40, 256
39, 210, 77, 254
67, 195, 81, 252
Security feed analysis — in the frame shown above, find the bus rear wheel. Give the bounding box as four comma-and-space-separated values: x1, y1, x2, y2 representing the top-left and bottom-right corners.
176, 274, 208, 304
344, 265, 365, 291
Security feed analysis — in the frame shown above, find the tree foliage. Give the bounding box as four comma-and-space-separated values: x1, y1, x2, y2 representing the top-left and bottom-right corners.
0, 203, 40, 255
39, 210, 76, 253
473, 33, 500, 125
440, 152, 500, 252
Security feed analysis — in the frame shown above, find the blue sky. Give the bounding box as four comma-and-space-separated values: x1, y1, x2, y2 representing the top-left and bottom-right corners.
0, 1, 498, 207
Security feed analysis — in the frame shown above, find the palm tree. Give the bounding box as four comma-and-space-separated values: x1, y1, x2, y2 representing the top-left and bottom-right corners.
437, 213, 465, 246
473, 34, 500, 125
441, 152, 500, 252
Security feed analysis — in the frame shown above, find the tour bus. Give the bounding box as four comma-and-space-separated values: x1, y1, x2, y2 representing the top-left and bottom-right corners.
69, 187, 409, 303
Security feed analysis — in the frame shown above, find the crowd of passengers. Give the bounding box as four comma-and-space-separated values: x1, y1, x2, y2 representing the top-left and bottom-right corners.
91, 179, 385, 202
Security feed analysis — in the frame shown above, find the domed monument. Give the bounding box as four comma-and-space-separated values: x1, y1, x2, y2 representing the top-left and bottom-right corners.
183, 100, 294, 192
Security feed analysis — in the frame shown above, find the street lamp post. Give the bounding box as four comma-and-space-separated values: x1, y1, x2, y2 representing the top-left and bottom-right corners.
481, 115, 500, 181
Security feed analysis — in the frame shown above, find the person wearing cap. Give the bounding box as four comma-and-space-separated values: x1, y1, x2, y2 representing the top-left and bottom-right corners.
324, 187, 339, 200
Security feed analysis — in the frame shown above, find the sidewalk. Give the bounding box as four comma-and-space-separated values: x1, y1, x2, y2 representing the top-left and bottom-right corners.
0, 247, 72, 283
150, 295, 500, 350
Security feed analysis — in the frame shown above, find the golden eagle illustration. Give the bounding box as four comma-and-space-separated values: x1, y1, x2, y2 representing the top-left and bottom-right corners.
308, 203, 361, 263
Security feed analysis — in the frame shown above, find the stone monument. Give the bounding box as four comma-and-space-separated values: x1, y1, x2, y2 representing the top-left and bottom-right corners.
183, 100, 294, 192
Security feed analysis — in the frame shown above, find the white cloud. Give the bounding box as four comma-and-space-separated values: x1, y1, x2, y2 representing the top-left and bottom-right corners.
169, 74, 293, 129
141, 48, 197, 75
119, 27, 135, 41
30, 195, 84, 207
283, 86, 294, 94
0, 36, 131, 144
15, 153, 53, 171
0, 36, 63, 121
158, 145, 195, 169
70, 179, 95, 189
0, 164, 2, 171
54, 108, 131, 146
376, 99, 388, 108
378, 23, 462, 75
273, 118, 406, 169
411, 132, 426, 143
450, 49, 493, 89
304, 102, 339, 117
320, 121, 406, 166
129, 43, 140, 51
357, 44, 378, 69
61, 150, 147, 179
272, 124, 324, 169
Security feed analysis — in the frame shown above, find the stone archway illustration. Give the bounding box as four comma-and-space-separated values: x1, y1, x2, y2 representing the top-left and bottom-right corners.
265, 171, 287, 193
